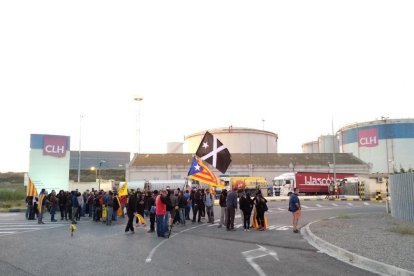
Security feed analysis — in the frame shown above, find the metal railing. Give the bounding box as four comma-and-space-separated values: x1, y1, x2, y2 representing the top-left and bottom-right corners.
389, 172, 414, 223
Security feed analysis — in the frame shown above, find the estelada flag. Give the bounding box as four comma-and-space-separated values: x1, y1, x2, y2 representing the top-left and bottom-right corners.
187, 156, 223, 188
118, 182, 128, 197
27, 177, 38, 197
195, 131, 231, 174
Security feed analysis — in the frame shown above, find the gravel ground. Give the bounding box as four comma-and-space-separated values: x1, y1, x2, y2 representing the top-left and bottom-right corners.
309, 213, 414, 272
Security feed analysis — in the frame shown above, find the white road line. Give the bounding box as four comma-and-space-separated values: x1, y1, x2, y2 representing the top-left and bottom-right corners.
331, 203, 338, 206
241, 245, 279, 276
0, 227, 43, 230
145, 225, 204, 263
277, 208, 285, 211
364, 202, 370, 206
268, 226, 277, 230
316, 204, 323, 208
207, 223, 219, 227
347, 203, 354, 207
235, 224, 243, 229
301, 205, 309, 209
0, 231, 15, 234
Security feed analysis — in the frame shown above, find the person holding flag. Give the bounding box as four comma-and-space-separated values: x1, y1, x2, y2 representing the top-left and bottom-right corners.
26, 177, 38, 220
37, 189, 47, 224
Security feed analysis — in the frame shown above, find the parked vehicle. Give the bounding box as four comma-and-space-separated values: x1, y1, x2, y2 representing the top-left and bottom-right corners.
273, 172, 356, 196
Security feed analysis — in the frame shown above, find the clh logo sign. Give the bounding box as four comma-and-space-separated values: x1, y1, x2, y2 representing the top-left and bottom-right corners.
43, 136, 67, 157
358, 128, 379, 147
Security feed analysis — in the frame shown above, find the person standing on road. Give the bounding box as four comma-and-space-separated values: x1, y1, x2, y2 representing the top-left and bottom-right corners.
240, 192, 253, 231
49, 190, 58, 222
155, 189, 168, 238
288, 188, 301, 233
125, 192, 137, 233
218, 189, 227, 228
146, 190, 157, 233
253, 190, 267, 231
203, 189, 214, 223
226, 187, 238, 231
37, 189, 47, 224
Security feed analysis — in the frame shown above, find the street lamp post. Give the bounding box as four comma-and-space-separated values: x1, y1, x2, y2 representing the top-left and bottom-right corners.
98, 160, 106, 191
134, 96, 144, 154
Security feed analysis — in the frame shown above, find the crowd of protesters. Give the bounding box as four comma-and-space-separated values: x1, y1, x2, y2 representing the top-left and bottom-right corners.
26, 185, 270, 237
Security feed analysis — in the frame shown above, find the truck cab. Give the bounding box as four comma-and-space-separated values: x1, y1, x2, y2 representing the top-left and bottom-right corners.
273, 173, 296, 196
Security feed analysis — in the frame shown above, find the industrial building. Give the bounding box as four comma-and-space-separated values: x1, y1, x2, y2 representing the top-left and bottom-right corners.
126, 153, 369, 186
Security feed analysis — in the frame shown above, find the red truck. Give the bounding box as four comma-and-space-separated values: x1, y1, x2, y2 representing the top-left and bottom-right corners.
272, 172, 356, 196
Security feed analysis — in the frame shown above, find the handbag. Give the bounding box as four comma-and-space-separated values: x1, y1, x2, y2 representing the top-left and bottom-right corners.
150, 205, 156, 214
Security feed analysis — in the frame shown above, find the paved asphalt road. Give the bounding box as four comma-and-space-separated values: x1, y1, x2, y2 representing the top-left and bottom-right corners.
0, 201, 385, 276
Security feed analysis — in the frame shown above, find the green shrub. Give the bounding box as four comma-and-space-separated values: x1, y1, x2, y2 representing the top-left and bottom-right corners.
0, 189, 26, 201
390, 225, 414, 235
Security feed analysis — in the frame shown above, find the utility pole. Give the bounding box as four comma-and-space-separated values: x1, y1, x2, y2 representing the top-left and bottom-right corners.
77, 114, 83, 183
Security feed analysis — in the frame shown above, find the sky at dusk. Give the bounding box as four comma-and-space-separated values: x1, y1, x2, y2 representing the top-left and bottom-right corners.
1, 1, 413, 172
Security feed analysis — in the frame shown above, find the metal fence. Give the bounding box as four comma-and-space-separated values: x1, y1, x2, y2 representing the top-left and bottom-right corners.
389, 173, 414, 223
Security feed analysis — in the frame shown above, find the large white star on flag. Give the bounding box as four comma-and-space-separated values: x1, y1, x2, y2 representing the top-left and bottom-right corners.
194, 164, 201, 171
202, 142, 209, 149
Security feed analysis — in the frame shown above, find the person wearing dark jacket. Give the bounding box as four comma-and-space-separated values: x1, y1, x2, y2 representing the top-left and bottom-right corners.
218, 189, 227, 228
253, 191, 267, 231
146, 190, 156, 233
226, 188, 238, 231
192, 189, 203, 223
57, 190, 66, 220
125, 192, 137, 233
239, 192, 253, 231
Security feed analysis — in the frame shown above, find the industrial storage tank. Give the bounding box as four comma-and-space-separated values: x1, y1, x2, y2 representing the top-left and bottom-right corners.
184, 127, 278, 154
318, 135, 340, 153
167, 142, 183, 153
338, 118, 414, 174
302, 141, 319, 153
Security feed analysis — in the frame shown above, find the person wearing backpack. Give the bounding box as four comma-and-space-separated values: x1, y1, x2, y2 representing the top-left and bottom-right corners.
104, 191, 114, 226
203, 189, 214, 223
288, 188, 301, 233
253, 190, 267, 231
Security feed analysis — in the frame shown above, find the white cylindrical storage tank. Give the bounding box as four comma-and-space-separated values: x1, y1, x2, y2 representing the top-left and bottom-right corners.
184, 127, 278, 154
302, 141, 319, 153
338, 118, 414, 174
167, 142, 183, 154
318, 135, 339, 153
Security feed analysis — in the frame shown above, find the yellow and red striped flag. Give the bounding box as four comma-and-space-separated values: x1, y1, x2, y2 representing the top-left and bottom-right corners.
27, 177, 38, 197
187, 156, 224, 188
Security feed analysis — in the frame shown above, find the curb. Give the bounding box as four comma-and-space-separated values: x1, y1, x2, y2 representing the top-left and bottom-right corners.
8, 208, 26, 212
302, 220, 414, 276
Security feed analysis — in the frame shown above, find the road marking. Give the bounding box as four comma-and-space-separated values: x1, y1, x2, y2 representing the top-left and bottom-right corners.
241, 244, 279, 276
316, 204, 323, 207
364, 202, 370, 206
207, 223, 219, 227
276, 226, 293, 231
331, 203, 338, 206
268, 225, 277, 230
301, 205, 309, 209
235, 224, 243, 229
347, 203, 354, 207
145, 225, 204, 263
277, 208, 285, 211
